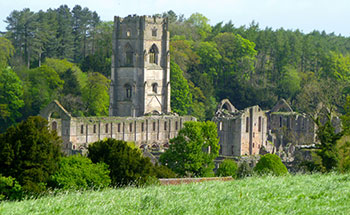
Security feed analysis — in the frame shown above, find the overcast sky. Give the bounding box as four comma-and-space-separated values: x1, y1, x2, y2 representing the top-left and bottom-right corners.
1, 0, 349, 36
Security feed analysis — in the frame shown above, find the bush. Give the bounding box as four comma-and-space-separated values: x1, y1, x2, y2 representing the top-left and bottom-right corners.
0, 116, 61, 194
216, 159, 238, 178
49, 155, 111, 190
254, 154, 288, 176
153, 164, 177, 179
88, 139, 155, 187
237, 161, 253, 178
0, 175, 23, 201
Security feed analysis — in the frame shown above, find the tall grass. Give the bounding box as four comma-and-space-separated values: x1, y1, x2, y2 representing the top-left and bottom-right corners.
1, 173, 350, 214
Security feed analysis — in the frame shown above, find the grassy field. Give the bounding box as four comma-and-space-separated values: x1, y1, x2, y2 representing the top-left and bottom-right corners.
1, 173, 350, 215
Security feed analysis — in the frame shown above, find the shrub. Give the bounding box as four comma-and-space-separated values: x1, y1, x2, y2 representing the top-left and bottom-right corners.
49, 155, 111, 190
88, 139, 154, 187
153, 164, 177, 179
0, 175, 23, 201
216, 159, 238, 178
254, 154, 288, 176
0, 116, 61, 194
237, 161, 253, 178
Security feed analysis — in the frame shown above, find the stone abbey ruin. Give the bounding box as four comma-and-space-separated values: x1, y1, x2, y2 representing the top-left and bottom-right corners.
40, 15, 340, 159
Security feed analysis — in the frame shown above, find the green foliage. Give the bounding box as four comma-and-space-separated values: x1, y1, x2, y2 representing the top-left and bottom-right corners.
254, 154, 288, 176
277, 66, 301, 99
0, 37, 14, 69
88, 139, 154, 187
236, 161, 253, 178
160, 121, 219, 177
321, 52, 350, 82
0, 175, 23, 201
314, 113, 343, 172
49, 155, 110, 190
152, 164, 177, 179
0, 116, 61, 194
216, 159, 238, 178
170, 61, 192, 115
82, 72, 110, 116
342, 95, 350, 134
338, 140, 350, 173
0, 67, 24, 131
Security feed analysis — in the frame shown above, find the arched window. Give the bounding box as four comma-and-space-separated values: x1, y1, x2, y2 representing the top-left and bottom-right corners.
149, 44, 159, 64
125, 84, 132, 99
152, 28, 157, 37
125, 43, 133, 66
52, 121, 57, 130
152, 83, 158, 93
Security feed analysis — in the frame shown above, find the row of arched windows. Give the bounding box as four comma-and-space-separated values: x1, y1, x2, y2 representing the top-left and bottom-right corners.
124, 43, 159, 66
79, 121, 179, 134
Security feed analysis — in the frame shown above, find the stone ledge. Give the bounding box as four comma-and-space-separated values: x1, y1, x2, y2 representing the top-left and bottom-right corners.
159, 177, 233, 185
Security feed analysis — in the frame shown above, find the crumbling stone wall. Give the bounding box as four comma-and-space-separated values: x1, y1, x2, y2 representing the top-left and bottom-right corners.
213, 100, 268, 156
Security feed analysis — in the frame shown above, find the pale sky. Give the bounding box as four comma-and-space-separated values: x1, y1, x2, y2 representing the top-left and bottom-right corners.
1, 0, 349, 36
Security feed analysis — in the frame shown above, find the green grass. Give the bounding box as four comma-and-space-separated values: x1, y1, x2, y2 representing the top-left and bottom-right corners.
1, 173, 350, 215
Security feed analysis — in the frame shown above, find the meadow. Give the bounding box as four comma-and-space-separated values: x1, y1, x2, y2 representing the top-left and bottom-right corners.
1, 173, 350, 215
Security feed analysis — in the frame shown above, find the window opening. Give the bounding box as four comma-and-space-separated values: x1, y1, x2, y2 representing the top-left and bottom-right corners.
125, 84, 132, 99
81, 125, 84, 134
52, 121, 57, 130
149, 44, 158, 64
152, 83, 158, 93
105, 124, 109, 133
246, 117, 249, 133
152, 28, 157, 37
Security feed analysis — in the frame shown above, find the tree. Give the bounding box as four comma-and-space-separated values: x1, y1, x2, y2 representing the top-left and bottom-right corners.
0, 37, 14, 69
254, 154, 288, 176
159, 121, 220, 177
49, 155, 110, 190
5, 8, 36, 68
170, 61, 192, 115
88, 139, 154, 187
0, 116, 61, 193
216, 159, 238, 178
0, 67, 24, 131
82, 72, 110, 116
314, 113, 343, 172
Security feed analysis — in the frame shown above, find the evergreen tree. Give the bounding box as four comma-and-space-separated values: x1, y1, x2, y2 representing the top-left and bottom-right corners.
0, 116, 61, 194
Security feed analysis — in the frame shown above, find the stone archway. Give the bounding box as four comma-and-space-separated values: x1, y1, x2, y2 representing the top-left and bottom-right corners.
39, 100, 72, 138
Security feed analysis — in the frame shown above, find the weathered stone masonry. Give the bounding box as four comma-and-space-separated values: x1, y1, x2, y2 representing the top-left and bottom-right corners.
40, 15, 195, 155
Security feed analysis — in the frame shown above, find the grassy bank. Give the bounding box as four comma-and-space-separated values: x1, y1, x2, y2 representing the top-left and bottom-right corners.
1, 173, 350, 215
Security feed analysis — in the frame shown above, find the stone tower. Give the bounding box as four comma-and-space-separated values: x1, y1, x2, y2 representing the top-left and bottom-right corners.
109, 15, 171, 117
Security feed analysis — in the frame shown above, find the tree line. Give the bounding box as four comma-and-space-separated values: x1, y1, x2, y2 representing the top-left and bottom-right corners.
2, 5, 350, 132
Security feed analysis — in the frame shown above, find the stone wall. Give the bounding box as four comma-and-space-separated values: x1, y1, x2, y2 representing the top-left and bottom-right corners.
46, 113, 195, 155
213, 100, 268, 156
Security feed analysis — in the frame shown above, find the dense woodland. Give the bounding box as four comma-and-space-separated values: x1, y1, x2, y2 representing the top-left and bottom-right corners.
2, 5, 350, 132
